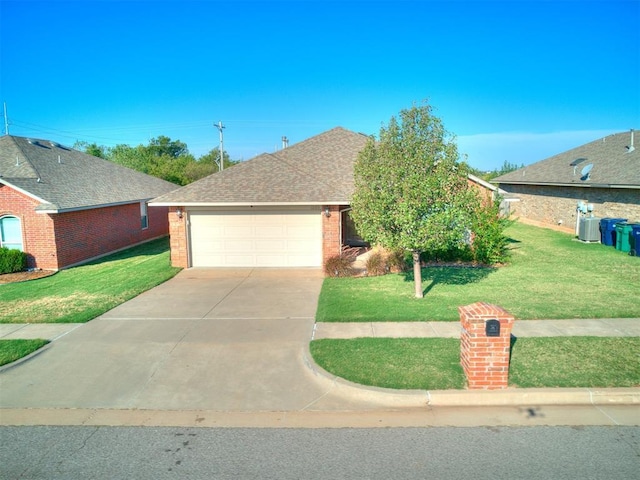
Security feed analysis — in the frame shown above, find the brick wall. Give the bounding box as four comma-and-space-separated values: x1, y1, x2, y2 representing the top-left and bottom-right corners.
322, 205, 343, 265
1, 184, 170, 270
459, 302, 514, 390
168, 207, 189, 268
52, 203, 170, 269
1, 184, 57, 269
501, 184, 640, 233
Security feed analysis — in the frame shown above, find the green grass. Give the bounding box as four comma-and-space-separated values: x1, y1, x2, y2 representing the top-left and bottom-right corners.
0, 339, 50, 366
316, 222, 640, 321
310, 337, 640, 389
0, 238, 182, 323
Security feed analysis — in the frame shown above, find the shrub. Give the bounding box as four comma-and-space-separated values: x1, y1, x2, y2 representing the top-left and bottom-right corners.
386, 249, 411, 273
0, 247, 27, 274
470, 197, 514, 265
365, 251, 387, 276
324, 254, 356, 277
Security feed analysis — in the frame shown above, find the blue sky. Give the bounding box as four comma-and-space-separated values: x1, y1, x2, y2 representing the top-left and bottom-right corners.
1, 0, 638, 171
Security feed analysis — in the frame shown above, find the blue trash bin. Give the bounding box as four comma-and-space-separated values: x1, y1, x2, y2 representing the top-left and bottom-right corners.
600, 218, 628, 246
631, 225, 640, 257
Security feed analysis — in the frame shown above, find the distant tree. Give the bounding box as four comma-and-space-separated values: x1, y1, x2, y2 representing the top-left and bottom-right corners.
73, 141, 108, 159
147, 135, 189, 159
198, 147, 237, 173
76, 137, 237, 185
351, 102, 479, 298
482, 160, 524, 180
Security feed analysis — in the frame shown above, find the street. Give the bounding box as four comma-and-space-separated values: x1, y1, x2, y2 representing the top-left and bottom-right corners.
1, 424, 638, 479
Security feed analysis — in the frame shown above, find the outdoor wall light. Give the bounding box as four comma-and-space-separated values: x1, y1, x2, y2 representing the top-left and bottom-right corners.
176, 208, 183, 219
324, 207, 331, 217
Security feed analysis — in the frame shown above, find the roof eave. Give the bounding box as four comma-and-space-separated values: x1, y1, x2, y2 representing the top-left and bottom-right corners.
36, 199, 154, 214
496, 181, 640, 189
149, 200, 351, 207
0, 178, 50, 205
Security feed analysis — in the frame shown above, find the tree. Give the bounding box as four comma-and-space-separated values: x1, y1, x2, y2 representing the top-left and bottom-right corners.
351, 102, 479, 298
147, 135, 189, 158
198, 147, 236, 173
73, 141, 108, 159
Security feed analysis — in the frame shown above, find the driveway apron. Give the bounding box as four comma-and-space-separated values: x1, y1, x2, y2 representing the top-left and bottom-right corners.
0, 269, 367, 411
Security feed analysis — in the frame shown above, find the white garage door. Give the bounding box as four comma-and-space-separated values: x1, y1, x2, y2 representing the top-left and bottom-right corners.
189, 208, 322, 267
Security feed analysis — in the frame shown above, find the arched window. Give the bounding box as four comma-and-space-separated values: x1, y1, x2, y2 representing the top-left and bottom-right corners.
0, 216, 23, 251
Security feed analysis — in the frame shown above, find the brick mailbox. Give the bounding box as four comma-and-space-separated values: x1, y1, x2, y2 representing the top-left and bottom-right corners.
459, 302, 515, 390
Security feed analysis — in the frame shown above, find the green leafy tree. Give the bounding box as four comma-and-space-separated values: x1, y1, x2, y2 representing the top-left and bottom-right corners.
73, 141, 108, 159
75, 136, 236, 185
351, 102, 479, 298
198, 147, 237, 173
147, 135, 189, 158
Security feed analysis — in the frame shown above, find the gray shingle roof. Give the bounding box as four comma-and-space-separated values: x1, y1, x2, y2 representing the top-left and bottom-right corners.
151, 127, 370, 205
0, 135, 179, 212
493, 130, 639, 188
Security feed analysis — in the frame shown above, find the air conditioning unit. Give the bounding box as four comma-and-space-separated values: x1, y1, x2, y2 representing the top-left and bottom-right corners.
579, 217, 601, 242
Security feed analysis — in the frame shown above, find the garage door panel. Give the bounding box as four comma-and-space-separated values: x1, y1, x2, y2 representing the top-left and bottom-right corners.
190, 209, 321, 267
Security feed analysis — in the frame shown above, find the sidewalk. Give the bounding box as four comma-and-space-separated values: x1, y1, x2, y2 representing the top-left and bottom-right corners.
314, 318, 640, 339
3, 318, 639, 341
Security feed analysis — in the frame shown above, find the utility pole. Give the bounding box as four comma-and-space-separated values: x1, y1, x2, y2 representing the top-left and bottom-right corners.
215, 121, 225, 171
3, 102, 8, 135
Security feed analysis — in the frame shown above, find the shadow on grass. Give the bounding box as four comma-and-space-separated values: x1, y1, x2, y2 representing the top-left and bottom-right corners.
404, 265, 496, 296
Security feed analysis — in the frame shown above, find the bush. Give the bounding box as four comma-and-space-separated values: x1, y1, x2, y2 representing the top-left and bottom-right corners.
386, 249, 411, 273
470, 197, 514, 265
324, 254, 356, 277
0, 248, 27, 274
365, 251, 387, 276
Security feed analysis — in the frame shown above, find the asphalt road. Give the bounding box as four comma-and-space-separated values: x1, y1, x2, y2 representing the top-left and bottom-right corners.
1, 425, 638, 479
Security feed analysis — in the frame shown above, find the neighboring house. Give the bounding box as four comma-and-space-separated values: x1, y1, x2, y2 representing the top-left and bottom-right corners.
0, 135, 178, 270
151, 127, 499, 269
492, 130, 640, 234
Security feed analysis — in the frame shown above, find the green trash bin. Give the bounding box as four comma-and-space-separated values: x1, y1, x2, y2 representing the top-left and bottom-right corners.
615, 223, 636, 253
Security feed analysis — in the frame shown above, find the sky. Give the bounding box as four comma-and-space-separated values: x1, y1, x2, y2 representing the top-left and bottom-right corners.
1, 0, 638, 171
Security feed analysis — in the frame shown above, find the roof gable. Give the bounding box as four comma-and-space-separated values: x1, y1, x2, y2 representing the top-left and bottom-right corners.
0, 135, 179, 211
151, 127, 370, 205
493, 130, 639, 188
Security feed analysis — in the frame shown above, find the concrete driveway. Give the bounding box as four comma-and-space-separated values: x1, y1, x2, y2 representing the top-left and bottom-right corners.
0, 268, 388, 412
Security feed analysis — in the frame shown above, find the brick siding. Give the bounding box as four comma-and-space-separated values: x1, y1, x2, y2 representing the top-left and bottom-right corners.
322, 205, 343, 265
168, 207, 189, 268
502, 184, 640, 233
1, 184, 169, 270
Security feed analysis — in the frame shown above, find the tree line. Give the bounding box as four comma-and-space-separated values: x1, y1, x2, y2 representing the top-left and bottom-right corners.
74, 136, 237, 186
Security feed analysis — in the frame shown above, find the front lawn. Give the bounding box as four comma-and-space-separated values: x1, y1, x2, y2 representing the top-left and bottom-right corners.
0, 238, 181, 323
310, 337, 640, 389
316, 222, 640, 321
0, 339, 50, 367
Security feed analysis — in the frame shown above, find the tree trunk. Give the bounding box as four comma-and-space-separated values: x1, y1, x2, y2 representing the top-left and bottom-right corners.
412, 250, 423, 298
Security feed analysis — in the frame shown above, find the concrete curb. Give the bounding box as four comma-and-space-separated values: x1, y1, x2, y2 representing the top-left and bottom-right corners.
0, 342, 52, 374
302, 343, 640, 407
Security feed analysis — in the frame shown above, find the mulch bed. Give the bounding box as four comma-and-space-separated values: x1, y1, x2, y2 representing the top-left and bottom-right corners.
0, 270, 56, 285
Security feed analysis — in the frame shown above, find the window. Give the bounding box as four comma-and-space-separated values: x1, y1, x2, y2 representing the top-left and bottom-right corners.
0, 216, 23, 250
140, 202, 148, 229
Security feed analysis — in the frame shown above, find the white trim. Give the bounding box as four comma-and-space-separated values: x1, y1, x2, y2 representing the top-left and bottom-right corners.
495, 181, 639, 189
150, 201, 350, 207
35, 198, 157, 214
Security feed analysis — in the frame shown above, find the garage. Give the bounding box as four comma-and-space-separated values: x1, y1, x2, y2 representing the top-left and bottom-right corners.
189, 207, 322, 267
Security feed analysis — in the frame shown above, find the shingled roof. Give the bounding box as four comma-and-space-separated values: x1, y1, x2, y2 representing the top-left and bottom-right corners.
0, 135, 179, 212
493, 130, 639, 189
151, 127, 370, 206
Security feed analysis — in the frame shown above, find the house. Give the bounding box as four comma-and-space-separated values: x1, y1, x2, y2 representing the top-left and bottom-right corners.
492, 130, 640, 233
151, 127, 500, 269
0, 135, 178, 270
